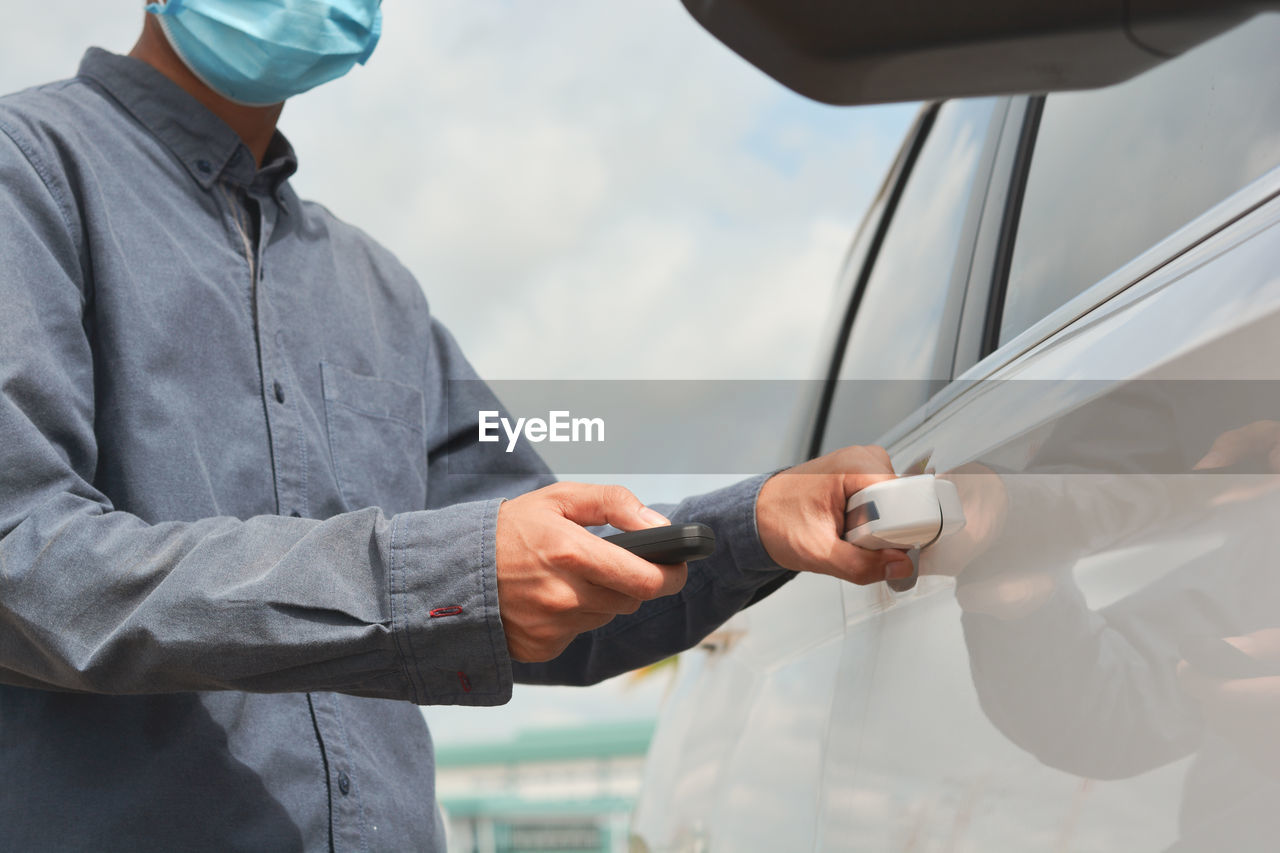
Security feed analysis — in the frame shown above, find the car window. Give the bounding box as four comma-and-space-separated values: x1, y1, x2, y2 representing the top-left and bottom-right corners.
820, 98, 997, 452
998, 16, 1280, 346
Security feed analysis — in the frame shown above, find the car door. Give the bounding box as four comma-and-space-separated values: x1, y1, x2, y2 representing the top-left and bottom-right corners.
630, 100, 1004, 853
815, 15, 1280, 852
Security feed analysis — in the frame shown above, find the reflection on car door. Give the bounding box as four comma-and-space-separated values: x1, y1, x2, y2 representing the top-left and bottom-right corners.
817, 17, 1280, 851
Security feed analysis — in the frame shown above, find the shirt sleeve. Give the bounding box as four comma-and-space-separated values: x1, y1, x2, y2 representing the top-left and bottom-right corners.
0, 125, 510, 705
407, 308, 794, 690
0, 117, 791, 707
512, 472, 791, 687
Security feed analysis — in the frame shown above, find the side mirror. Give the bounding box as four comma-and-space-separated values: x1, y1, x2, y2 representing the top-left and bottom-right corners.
681, 0, 1277, 104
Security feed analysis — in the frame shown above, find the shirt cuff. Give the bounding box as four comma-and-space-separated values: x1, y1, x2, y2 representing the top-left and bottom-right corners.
675, 470, 788, 586
388, 499, 513, 706
739, 471, 788, 574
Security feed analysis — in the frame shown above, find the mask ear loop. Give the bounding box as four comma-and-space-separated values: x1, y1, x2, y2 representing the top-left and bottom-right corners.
145, 0, 186, 14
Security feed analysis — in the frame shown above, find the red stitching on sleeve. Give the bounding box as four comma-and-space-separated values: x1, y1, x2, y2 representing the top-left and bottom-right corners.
457, 671, 472, 693
430, 605, 464, 618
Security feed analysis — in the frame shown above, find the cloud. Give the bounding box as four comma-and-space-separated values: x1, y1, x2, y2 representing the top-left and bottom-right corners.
279, 0, 916, 379
0, 5, 139, 89
2, 2, 913, 381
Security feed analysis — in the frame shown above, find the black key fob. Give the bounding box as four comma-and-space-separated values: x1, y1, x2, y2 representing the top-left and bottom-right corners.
605, 523, 716, 563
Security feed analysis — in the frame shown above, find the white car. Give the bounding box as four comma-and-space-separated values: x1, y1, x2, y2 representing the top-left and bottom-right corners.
634, 6, 1280, 851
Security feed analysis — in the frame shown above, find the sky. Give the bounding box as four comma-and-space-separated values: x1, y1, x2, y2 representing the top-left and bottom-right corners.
0, 0, 915, 744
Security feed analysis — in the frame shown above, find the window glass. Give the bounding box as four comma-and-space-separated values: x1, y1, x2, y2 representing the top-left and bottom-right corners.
999, 16, 1280, 346
821, 99, 997, 452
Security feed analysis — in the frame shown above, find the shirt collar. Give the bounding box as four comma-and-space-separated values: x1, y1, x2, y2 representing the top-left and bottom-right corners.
76, 48, 298, 198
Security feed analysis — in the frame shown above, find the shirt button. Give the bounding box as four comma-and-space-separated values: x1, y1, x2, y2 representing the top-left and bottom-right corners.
337, 772, 351, 796
273, 381, 285, 404
196, 159, 212, 174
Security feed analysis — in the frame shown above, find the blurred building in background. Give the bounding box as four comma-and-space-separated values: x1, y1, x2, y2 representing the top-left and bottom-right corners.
437, 719, 654, 853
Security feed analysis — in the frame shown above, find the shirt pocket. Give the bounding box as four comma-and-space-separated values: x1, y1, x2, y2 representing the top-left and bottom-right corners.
321, 361, 427, 515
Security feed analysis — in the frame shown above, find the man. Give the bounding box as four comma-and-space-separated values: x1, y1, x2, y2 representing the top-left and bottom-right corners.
0, 2, 909, 849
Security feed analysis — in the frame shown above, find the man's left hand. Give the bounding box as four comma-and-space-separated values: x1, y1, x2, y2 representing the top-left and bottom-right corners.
756, 444, 912, 584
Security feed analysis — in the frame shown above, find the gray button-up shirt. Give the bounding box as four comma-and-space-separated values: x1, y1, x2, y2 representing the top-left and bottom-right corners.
0, 49, 788, 851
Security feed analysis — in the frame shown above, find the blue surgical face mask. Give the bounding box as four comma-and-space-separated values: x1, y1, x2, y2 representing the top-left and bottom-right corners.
145, 0, 383, 106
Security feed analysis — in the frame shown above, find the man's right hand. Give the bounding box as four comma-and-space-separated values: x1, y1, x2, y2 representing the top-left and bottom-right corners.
495, 483, 688, 662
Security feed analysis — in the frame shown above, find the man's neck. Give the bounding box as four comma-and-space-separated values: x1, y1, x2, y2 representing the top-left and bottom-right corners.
129, 16, 283, 166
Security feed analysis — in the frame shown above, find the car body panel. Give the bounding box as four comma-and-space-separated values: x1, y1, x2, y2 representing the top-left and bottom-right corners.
810, 191, 1280, 851
632, 572, 850, 850
634, 15, 1280, 851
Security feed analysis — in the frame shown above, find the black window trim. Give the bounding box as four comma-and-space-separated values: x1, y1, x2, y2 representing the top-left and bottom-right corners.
980, 95, 1045, 359
806, 103, 940, 460
950, 111, 1280, 398
809, 98, 1009, 459
883, 16, 1280, 446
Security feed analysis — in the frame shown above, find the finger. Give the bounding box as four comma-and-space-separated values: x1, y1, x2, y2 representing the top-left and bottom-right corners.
568, 611, 618, 634
548, 483, 669, 531
820, 539, 910, 585
1179, 661, 1280, 709
1195, 433, 1242, 469
794, 444, 895, 478
1229, 629, 1280, 663
837, 447, 899, 495
844, 470, 899, 496
819, 444, 895, 476
1210, 674, 1280, 705
513, 611, 619, 663
648, 561, 688, 598
553, 522, 688, 599
579, 548, 687, 599
853, 444, 895, 472
568, 578, 645, 616
1195, 421, 1280, 469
